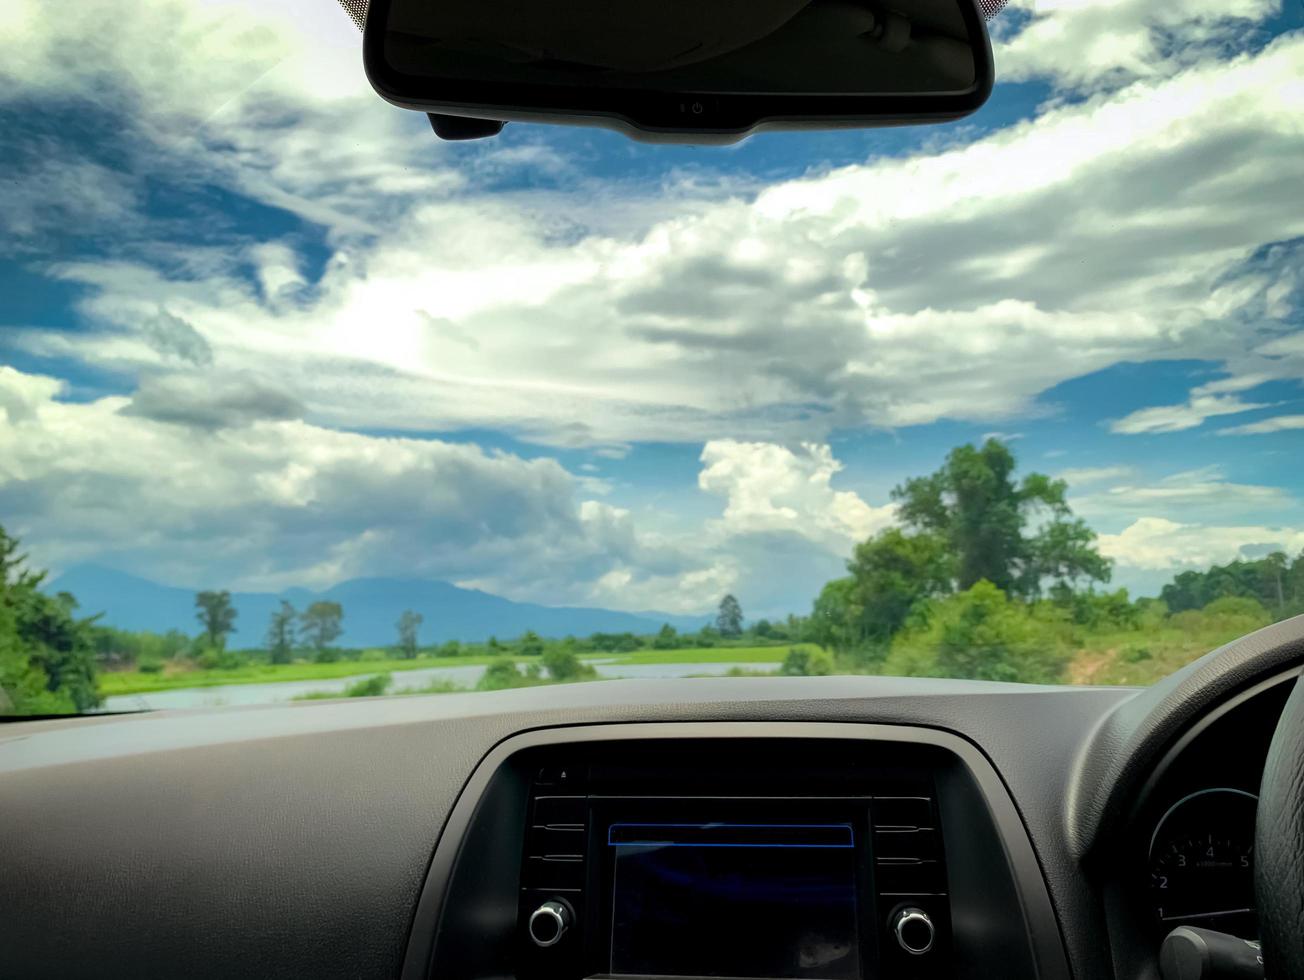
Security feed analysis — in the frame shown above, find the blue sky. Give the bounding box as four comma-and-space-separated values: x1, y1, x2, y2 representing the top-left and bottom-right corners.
1, 0, 1303, 619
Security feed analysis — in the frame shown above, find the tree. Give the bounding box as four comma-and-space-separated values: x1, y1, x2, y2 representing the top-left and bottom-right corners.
518, 630, 544, 657
845, 528, 952, 645
1260, 552, 1288, 613
195, 590, 237, 649
808, 577, 861, 653
892, 438, 1110, 597
266, 601, 297, 665
1160, 552, 1304, 617
299, 601, 344, 658
0, 525, 100, 714
396, 610, 423, 659
716, 594, 744, 637
589, 631, 641, 652
1289, 551, 1304, 606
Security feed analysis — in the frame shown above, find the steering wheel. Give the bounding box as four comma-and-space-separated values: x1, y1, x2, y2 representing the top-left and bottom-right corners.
1257, 674, 1304, 979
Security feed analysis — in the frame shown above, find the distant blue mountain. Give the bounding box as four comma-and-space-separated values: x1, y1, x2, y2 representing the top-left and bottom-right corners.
47, 564, 708, 647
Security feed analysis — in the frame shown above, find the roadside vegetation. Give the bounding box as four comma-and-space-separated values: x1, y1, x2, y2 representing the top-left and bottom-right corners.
4, 438, 1304, 714
803, 441, 1302, 687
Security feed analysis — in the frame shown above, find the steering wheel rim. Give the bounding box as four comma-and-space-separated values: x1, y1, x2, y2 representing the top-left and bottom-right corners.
1256, 672, 1304, 979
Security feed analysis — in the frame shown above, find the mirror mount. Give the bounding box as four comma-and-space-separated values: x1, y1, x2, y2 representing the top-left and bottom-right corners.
427, 113, 506, 140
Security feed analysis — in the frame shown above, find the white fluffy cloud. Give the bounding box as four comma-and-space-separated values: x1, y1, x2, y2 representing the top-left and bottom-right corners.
0, 365, 722, 609
699, 440, 896, 546
995, 0, 1281, 90
1099, 516, 1304, 570
4, 2, 1303, 447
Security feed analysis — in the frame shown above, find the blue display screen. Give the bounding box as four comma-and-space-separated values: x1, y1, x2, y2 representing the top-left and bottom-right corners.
608, 822, 861, 979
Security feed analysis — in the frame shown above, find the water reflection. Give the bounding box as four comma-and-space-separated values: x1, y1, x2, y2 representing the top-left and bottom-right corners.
101, 660, 775, 711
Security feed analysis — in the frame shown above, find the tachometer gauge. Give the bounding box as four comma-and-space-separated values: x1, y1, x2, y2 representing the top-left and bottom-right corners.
1148, 788, 1257, 938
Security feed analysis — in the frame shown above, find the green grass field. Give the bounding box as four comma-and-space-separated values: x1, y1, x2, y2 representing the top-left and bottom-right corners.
1065, 621, 1265, 686
97, 653, 515, 695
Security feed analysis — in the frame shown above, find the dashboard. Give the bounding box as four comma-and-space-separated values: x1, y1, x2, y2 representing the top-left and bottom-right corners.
424, 724, 1065, 980
1, 614, 1303, 980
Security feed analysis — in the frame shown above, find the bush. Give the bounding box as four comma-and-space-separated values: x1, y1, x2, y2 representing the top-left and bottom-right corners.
779, 647, 834, 676
137, 656, 165, 674
589, 632, 641, 653
440, 640, 462, 657
652, 624, 679, 649
883, 581, 1071, 685
343, 673, 391, 698
1058, 588, 1141, 630
359, 648, 388, 661
313, 647, 340, 664
196, 646, 248, 670
1169, 609, 1206, 633
1121, 645, 1152, 663
293, 674, 393, 701
1202, 596, 1270, 627
478, 657, 526, 691
541, 647, 596, 681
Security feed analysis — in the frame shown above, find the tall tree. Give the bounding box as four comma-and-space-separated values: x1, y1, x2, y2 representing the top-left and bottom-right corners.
0, 525, 99, 714
396, 610, 423, 659
1289, 551, 1304, 606
300, 601, 344, 653
1261, 552, 1288, 612
716, 594, 744, 637
892, 438, 1110, 597
195, 590, 237, 649
266, 601, 297, 665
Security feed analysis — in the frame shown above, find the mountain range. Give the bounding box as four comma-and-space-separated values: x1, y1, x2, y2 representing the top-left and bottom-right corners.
47, 564, 709, 648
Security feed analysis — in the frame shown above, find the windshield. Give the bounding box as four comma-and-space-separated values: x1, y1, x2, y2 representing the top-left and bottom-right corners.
2, 0, 1303, 716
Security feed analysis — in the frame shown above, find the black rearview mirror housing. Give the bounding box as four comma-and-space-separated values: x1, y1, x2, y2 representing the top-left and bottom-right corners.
363, 0, 995, 143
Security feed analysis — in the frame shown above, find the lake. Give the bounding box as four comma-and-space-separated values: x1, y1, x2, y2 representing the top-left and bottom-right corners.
101, 660, 776, 711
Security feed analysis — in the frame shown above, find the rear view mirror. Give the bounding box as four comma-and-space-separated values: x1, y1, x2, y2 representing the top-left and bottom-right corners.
362, 0, 995, 143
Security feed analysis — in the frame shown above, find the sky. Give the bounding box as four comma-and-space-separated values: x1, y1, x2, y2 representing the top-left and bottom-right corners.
1, 0, 1302, 620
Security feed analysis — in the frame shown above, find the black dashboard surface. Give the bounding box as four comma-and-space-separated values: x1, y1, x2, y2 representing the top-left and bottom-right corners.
2, 614, 1302, 980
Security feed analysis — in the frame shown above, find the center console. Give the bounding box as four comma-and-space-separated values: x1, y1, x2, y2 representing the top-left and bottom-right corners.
406, 723, 1068, 980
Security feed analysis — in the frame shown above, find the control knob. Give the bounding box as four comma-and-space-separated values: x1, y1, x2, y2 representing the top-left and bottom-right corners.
892, 907, 935, 955
528, 899, 573, 948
